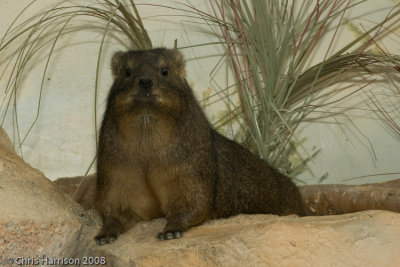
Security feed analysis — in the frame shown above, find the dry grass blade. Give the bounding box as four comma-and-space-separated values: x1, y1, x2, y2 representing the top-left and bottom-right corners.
0, 0, 152, 156
187, 0, 400, 178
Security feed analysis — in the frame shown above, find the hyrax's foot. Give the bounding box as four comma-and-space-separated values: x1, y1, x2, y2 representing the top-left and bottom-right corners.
158, 230, 183, 241
95, 234, 117, 245
95, 216, 125, 245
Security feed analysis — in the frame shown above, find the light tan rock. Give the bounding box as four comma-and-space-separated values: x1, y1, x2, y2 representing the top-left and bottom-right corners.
54, 174, 97, 210
89, 210, 400, 267
0, 127, 14, 154
0, 127, 99, 261
301, 179, 400, 215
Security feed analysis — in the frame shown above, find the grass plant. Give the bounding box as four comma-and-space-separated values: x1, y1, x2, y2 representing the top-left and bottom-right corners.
186, 0, 400, 177
0, 0, 151, 156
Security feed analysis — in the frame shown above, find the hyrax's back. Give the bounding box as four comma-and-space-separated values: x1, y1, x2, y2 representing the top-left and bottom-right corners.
211, 131, 305, 218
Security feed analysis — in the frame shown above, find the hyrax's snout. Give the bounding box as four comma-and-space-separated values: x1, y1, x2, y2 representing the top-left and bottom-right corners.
139, 78, 153, 89
135, 78, 153, 102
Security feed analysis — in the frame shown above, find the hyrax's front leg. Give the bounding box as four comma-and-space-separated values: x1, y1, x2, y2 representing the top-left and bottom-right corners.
95, 200, 138, 245
157, 170, 213, 241
95, 214, 133, 245
95, 186, 138, 245
158, 202, 210, 241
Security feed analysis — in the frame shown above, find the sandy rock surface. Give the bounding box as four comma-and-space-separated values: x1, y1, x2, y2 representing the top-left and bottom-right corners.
0, 127, 98, 262
88, 211, 400, 267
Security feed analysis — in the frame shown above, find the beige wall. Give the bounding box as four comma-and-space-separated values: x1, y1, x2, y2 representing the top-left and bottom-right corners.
0, 0, 399, 184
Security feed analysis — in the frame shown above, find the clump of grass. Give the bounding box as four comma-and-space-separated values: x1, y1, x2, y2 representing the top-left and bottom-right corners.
0, 0, 151, 156
188, 0, 400, 177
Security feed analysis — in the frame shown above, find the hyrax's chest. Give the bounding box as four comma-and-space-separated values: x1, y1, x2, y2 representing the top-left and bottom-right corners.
109, 130, 181, 220
115, 113, 178, 157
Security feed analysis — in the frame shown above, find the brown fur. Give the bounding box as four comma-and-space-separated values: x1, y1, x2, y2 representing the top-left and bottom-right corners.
95, 48, 305, 244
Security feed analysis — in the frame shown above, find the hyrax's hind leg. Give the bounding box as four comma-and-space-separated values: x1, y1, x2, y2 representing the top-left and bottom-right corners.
157, 171, 212, 241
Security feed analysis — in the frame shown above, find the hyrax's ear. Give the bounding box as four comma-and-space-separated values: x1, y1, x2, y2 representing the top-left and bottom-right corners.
171, 49, 186, 79
111, 51, 125, 78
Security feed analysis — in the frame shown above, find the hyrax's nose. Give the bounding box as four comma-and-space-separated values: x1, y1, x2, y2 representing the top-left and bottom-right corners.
139, 78, 153, 89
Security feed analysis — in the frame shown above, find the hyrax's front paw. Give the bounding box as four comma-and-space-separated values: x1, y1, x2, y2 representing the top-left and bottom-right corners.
95, 234, 117, 245
157, 230, 183, 241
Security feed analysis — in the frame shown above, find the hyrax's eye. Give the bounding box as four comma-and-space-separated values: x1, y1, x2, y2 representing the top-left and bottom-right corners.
161, 67, 168, 76
125, 68, 132, 77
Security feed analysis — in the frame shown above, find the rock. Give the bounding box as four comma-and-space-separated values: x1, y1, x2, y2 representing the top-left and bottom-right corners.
300, 179, 400, 215
54, 174, 97, 210
88, 210, 400, 266
0, 127, 14, 154
0, 127, 99, 261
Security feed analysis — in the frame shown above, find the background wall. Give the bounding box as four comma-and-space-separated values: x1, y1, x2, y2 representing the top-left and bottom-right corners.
0, 0, 399, 184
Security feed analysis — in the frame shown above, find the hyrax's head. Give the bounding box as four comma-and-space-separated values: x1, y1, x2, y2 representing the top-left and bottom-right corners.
110, 48, 188, 117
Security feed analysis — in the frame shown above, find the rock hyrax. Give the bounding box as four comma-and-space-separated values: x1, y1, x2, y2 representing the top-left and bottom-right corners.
95, 48, 305, 244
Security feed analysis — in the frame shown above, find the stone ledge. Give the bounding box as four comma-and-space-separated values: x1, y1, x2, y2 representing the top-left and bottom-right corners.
0, 127, 98, 260
87, 210, 400, 266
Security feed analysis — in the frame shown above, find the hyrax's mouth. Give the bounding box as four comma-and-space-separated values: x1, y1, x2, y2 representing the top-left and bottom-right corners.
134, 92, 154, 102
